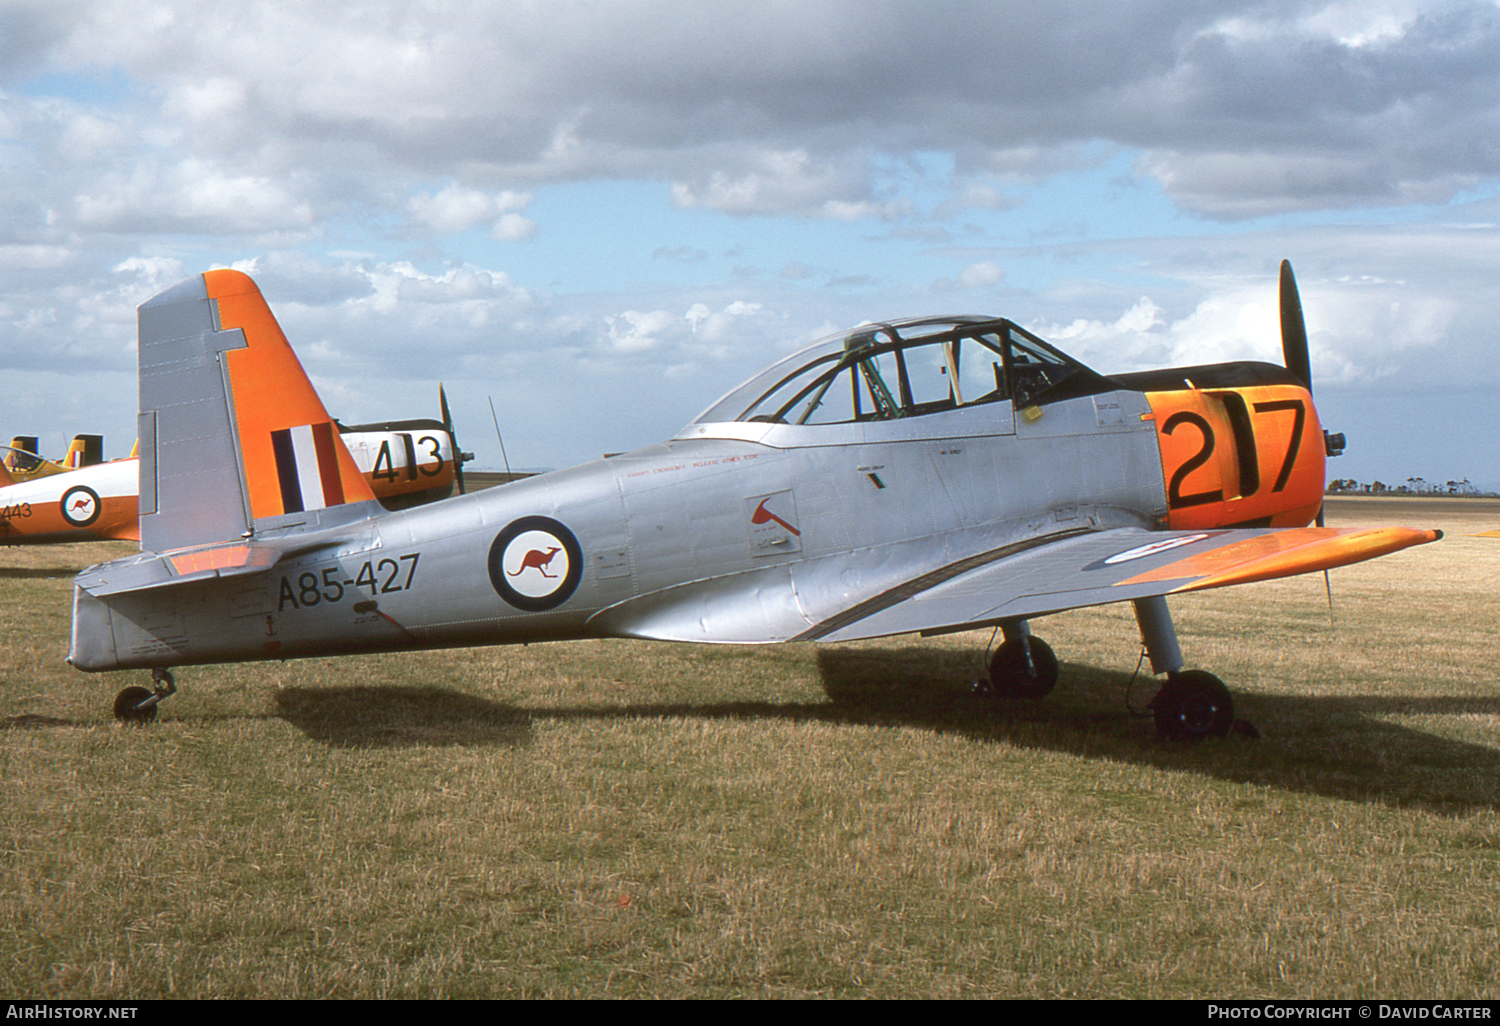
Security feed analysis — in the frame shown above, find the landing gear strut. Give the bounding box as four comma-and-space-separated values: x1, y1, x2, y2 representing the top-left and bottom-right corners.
1133, 596, 1236, 741
113, 668, 176, 724
982, 620, 1058, 699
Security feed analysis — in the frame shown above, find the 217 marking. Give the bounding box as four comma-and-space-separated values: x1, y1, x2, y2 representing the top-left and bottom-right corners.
1164, 398, 1306, 510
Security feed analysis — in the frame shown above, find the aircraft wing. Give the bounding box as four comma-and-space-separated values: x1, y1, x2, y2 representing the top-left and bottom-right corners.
589, 525, 1440, 645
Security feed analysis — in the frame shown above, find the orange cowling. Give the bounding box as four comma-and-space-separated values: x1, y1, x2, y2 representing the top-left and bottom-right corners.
1147, 382, 1326, 530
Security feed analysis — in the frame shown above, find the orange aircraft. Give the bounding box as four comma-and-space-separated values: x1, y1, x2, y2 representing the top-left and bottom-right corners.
2, 399, 470, 545
2, 435, 106, 484
0, 446, 138, 544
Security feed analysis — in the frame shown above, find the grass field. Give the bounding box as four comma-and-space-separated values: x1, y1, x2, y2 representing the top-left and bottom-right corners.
3, 497, 1498, 998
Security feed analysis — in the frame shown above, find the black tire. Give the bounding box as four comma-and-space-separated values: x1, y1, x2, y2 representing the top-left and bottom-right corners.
986, 636, 1058, 699
1151, 670, 1234, 740
113, 686, 158, 724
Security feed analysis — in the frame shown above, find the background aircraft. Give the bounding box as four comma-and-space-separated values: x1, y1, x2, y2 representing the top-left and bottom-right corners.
69, 267, 1439, 739
335, 393, 473, 510
2, 400, 470, 546
1, 448, 138, 544
3, 434, 105, 483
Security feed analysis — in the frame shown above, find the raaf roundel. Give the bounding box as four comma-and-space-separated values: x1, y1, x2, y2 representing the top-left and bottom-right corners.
69, 265, 1438, 739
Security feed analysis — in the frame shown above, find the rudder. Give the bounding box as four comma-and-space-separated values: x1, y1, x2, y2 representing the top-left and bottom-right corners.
137, 270, 375, 551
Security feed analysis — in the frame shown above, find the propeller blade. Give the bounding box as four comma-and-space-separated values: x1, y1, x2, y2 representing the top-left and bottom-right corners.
1280, 259, 1312, 392
1280, 264, 1331, 531
439, 383, 467, 495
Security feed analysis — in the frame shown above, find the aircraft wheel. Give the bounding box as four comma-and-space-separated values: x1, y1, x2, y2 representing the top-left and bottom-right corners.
113, 686, 158, 725
986, 636, 1058, 699
1151, 670, 1233, 741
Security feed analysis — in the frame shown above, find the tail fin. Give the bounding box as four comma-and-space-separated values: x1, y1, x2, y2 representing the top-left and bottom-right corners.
137, 269, 376, 551
65, 434, 104, 469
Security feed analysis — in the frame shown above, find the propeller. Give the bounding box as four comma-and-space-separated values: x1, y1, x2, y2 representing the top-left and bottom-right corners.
438, 383, 475, 495
1280, 260, 1312, 392
1278, 260, 1348, 519
1280, 260, 1340, 622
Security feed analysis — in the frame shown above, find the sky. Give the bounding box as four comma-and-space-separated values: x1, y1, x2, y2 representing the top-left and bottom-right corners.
3, 0, 1500, 490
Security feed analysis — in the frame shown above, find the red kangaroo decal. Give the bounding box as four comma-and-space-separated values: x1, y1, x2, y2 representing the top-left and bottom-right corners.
70, 498, 92, 512
509, 546, 562, 577
751, 498, 800, 536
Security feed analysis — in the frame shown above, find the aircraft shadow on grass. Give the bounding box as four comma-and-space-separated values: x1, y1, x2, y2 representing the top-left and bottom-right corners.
273, 685, 534, 749
254, 646, 1500, 818
0, 566, 90, 580
6, 648, 1493, 816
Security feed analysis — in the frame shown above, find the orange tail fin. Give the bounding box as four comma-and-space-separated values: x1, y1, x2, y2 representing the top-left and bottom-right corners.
137, 270, 375, 551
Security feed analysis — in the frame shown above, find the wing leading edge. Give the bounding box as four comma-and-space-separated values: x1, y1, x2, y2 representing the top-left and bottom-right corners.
590, 524, 1440, 645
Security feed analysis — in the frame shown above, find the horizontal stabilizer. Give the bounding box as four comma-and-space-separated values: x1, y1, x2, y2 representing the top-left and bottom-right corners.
74, 528, 357, 597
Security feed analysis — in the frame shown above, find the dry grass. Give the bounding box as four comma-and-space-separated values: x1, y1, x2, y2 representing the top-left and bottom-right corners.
2, 498, 1499, 998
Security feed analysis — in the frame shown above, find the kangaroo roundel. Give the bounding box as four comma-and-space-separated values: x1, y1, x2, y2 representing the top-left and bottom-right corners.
488, 516, 583, 611
60, 485, 102, 528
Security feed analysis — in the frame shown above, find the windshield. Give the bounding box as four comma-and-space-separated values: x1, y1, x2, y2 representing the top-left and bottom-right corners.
2, 445, 45, 473
693, 316, 1105, 425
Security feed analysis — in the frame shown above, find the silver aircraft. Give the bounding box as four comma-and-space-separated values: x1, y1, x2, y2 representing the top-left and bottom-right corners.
69, 265, 1439, 738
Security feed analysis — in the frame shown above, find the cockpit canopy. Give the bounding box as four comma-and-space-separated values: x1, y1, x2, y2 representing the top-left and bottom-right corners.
693, 316, 1111, 426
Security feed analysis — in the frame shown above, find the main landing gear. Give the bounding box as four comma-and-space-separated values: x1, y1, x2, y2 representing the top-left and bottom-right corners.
981, 597, 1241, 741
1130, 595, 1237, 741
983, 621, 1059, 699
113, 668, 176, 725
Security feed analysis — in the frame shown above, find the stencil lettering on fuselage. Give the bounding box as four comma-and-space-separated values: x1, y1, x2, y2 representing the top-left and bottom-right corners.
488, 516, 584, 611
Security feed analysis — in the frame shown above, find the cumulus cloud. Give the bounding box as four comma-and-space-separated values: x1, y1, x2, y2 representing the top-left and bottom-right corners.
932, 260, 1005, 292
604, 309, 673, 353
668, 149, 899, 220
9, 1, 1500, 229
4, 0, 1500, 475
407, 184, 537, 240
73, 157, 315, 234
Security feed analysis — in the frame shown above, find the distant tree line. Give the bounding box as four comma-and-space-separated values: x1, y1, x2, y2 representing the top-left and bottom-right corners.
1326, 478, 1493, 497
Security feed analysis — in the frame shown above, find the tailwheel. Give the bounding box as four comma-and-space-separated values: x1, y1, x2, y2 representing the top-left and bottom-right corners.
112, 668, 177, 725
985, 636, 1058, 699
1150, 670, 1234, 741
113, 686, 158, 724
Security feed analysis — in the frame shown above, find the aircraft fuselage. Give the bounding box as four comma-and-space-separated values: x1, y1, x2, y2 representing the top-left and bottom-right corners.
68, 367, 1322, 671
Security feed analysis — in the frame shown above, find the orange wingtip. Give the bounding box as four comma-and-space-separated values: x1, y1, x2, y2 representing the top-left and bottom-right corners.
1118, 526, 1443, 593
